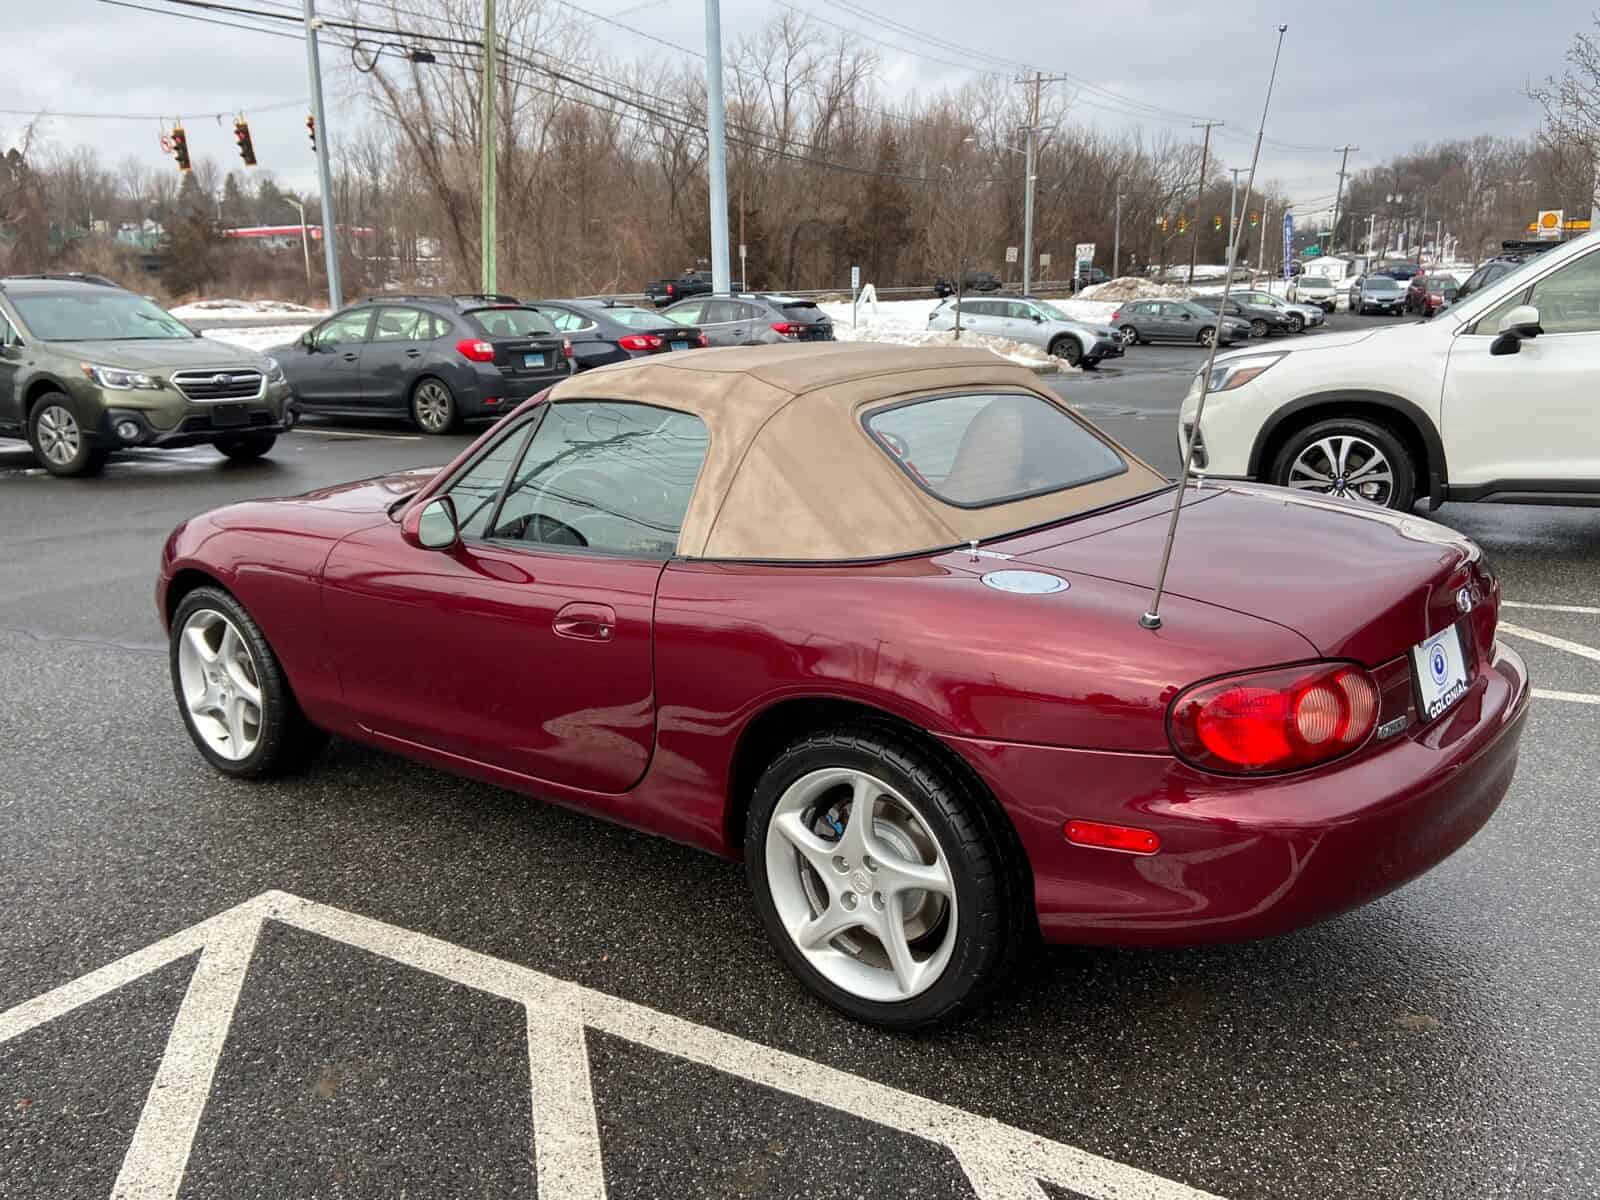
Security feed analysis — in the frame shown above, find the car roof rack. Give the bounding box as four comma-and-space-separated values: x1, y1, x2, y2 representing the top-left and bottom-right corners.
452, 292, 522, 305
0, 272, 122, 290
360, 293, 453, 305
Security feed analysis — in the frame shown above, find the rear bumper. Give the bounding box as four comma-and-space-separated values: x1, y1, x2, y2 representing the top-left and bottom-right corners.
943, 641, 1530, 946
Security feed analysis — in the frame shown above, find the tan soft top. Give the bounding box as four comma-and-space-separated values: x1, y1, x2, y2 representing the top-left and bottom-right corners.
548, 343, 1166, 560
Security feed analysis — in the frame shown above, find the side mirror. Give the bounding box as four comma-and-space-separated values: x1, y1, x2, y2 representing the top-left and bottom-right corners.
300, 331, 317, 352
1489, 332, 1522, 357
402, 495, 460, 550
1496, 304, 1542, 339
1032, 313, 1043, 323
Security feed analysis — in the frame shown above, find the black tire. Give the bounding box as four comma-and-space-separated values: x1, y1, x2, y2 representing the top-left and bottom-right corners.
745, 726, 1028, 1030
1197, 325, 1216, 347
1269, 416, 1417, 511
1119, 324, 1140, 346
169, 585, 328, 779
409, 377, 459, 434
1287, 314, 1305, 334
1049, 336, 1082, 367
216, 433, 277, 461
1250, 318, 1269, 338
27, 394, 109, 478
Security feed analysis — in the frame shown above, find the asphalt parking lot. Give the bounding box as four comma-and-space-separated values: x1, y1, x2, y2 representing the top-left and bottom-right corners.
3, 333, 1599, 1199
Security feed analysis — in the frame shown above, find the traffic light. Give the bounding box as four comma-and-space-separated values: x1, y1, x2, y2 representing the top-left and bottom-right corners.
306, 114, 317, 152
1213, 215, 1223, 231
1177, 216, 1188, 234
234, 119, 257, 167
171, 124, 191, 172
1249, 211, 1259, 228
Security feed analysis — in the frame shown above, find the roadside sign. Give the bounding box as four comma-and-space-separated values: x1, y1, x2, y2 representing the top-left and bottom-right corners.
1074, 242, 1095, 264
850, 264, 860, 289
1537, 210, 1563, 240
739, 243, 747, 257
1005, 246, 1018, 264
1039, 253, 1051, 268
1281, 211, 1294, 281
1304, 245, 1321, 258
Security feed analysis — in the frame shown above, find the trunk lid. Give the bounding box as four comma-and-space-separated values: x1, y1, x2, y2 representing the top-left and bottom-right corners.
491, 334, 565, 379
992, 484, 1488, 666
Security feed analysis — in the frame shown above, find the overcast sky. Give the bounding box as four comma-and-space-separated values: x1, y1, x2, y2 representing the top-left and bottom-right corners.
5, 0, 1585, 222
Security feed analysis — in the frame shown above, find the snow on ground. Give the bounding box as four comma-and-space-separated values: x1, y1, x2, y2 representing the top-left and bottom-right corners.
819, 299, 1069, 370
201, 325, 306, 353
1078, 277, 1193, 302
171, 298, 325, 321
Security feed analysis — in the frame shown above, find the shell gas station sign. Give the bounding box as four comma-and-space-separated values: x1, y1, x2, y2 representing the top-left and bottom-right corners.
1527, 209, 1591, 239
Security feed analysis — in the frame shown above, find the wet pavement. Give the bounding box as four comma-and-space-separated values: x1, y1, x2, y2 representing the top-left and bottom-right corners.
2, 369, 1598, 1199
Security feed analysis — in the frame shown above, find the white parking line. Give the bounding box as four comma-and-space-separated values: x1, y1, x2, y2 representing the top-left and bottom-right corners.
1503, 601, 1600, 616
1534, 688, 1600, 706
303, 429, 423, 441
1499, 622, 1600, 666
0, 891, 1220, 1200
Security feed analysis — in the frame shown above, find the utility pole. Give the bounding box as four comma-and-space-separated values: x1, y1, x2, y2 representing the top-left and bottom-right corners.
704, 0, 731, 294
1113, 189, 1124, 278
1014, 72, 1066, 296
480, 0, 497, 293
1187, 120, 1221, 285
1257, 203, 1271, 282
1330, 143, 1357, 256
1367, 212, 1376, 257
303, 0, 342, 309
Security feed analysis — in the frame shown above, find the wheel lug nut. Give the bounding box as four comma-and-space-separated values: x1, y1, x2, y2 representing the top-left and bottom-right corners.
841, 893, 857, 910
871, 892, 885, 911
832, 855, 848, 873
863, 855, 878, 872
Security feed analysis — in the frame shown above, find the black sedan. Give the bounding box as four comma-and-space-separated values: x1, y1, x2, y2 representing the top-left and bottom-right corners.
1190, 295, 1293, 338
525, 298, 707, 371
272, 295, 570, 433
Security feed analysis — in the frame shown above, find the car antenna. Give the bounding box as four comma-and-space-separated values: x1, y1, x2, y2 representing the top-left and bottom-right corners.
1141, 23, 1289, 632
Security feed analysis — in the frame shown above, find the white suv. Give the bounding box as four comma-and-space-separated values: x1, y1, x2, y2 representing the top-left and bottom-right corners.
1179, 231, 1600, 510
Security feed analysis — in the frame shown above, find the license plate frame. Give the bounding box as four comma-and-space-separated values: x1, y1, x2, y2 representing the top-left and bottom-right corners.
1411, 623, 1470, 722
211, 404, 247, 428
670, 340, 689, 352
523, 352, 546, 369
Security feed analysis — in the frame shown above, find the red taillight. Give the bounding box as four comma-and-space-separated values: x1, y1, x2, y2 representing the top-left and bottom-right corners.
561, 337, 573, 359
1110, 310, 1122, 322
455, 338, 496, 363
617, 333, 663, 351
1169, 663, 1380, 774
1064, 820, 1160, 855
770, 321, 804, 337
666, 283, 676, 296
696, 332, 708, 347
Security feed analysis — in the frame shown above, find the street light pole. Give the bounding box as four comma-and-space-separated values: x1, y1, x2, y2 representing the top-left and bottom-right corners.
704, 0, 731, 294
480, 0, 497, 293
1330, 143, 1357, 256
1113, 191, 1124, 278
1022, 120, 1035, 296
285, 198, 312, 290
303, 0, 342, 309
1227, 167, 1244, 267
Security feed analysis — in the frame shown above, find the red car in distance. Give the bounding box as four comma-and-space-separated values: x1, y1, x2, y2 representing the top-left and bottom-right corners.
1406, 272, 1460, 316
158, 345, 1530, 1029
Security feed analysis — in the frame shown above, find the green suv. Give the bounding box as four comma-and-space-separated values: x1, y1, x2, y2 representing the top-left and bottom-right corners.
0, 274, 294, 476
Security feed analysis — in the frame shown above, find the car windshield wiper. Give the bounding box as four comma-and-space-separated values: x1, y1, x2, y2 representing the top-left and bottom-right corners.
386, 489, 422, 519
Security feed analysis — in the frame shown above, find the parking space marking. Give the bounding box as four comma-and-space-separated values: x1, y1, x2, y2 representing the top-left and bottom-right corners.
301, 429, 424, 441
0, 891, 1220, 1200
1499, 622, 1600, 666
1503, 601, 1600, 616
1533, 688, 1600, 706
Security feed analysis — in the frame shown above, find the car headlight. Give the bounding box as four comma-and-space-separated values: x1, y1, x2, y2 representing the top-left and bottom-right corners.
80, 363, 161, 390
264, 355, 286, 384
1201, 352, 1286, 394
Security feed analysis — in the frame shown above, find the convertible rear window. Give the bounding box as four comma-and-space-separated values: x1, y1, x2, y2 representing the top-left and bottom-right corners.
864, 392, 1127, 509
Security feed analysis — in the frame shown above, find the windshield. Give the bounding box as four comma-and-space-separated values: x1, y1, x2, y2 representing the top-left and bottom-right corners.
1455, 254, 1547, 303
1031, 300, 1074, 321
13, 291, 194, 341
1365, 278, 1403, 291
605, 306, 673, 330
467, 307, 556, 337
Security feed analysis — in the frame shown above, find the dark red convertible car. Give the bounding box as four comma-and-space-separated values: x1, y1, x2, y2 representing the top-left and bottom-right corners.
160, 344, 1530, 1028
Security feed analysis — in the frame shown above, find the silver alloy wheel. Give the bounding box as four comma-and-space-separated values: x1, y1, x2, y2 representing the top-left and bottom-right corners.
176, 609, 264, 761
764, 767, 958, 1003
1286, 434, 1395, 505
35, 404, 81, 466
1199, 327, 1215, 346
1118, 326, 1138, 346
413, 381, 453, 433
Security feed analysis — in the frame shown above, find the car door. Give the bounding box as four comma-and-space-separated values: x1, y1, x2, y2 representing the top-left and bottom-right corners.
535, 306, 609, 368
0, 310, 23, 430
359, 306, 436, 411
1002, 300, 1044, 345
958, 299, 997, 335
1441, 245, 1600, 489
1159, 302, 1192, 339
321, 399, 711, 791
293, 308, 374, 407
711, 300, 757, 344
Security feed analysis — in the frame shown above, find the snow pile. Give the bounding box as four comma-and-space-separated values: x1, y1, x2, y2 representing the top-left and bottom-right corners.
202, 326, 307, 353
818, 299, 1065, 370
171, 298, 324, 320
1077, 277, 1192, 302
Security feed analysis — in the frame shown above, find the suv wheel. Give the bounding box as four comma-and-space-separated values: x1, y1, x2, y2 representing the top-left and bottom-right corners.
1250, 318, 1269, 338
1287, 313, 1305, 334
28, 395, 109, 477
1048, 335, 1082, 367
216, 433, 277, 462
1270, 417, 1416, 510
410, 378, 458, 434
1197, 326, 1216, 347
1118, 325, 1139, 346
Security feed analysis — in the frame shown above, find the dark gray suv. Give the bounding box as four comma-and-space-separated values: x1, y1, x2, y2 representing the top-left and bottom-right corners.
660, 294, 835, 346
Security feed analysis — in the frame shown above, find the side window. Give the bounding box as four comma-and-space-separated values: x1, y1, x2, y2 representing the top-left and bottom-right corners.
486, 402, 709, 556
313, 309, 373, 349
0, 312, 15, 345
448, 421, 536, 540
372, 307, 429, 341
1006, 301, 1036, 320
1519, 250, 1600, 335
703, 300, 744, 324
667, 301, 705, 325
428, 313, 452, 339
540, 308, 582, 333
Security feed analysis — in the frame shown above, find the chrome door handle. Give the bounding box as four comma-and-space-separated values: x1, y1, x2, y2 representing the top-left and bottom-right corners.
553, 601, 617, 642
